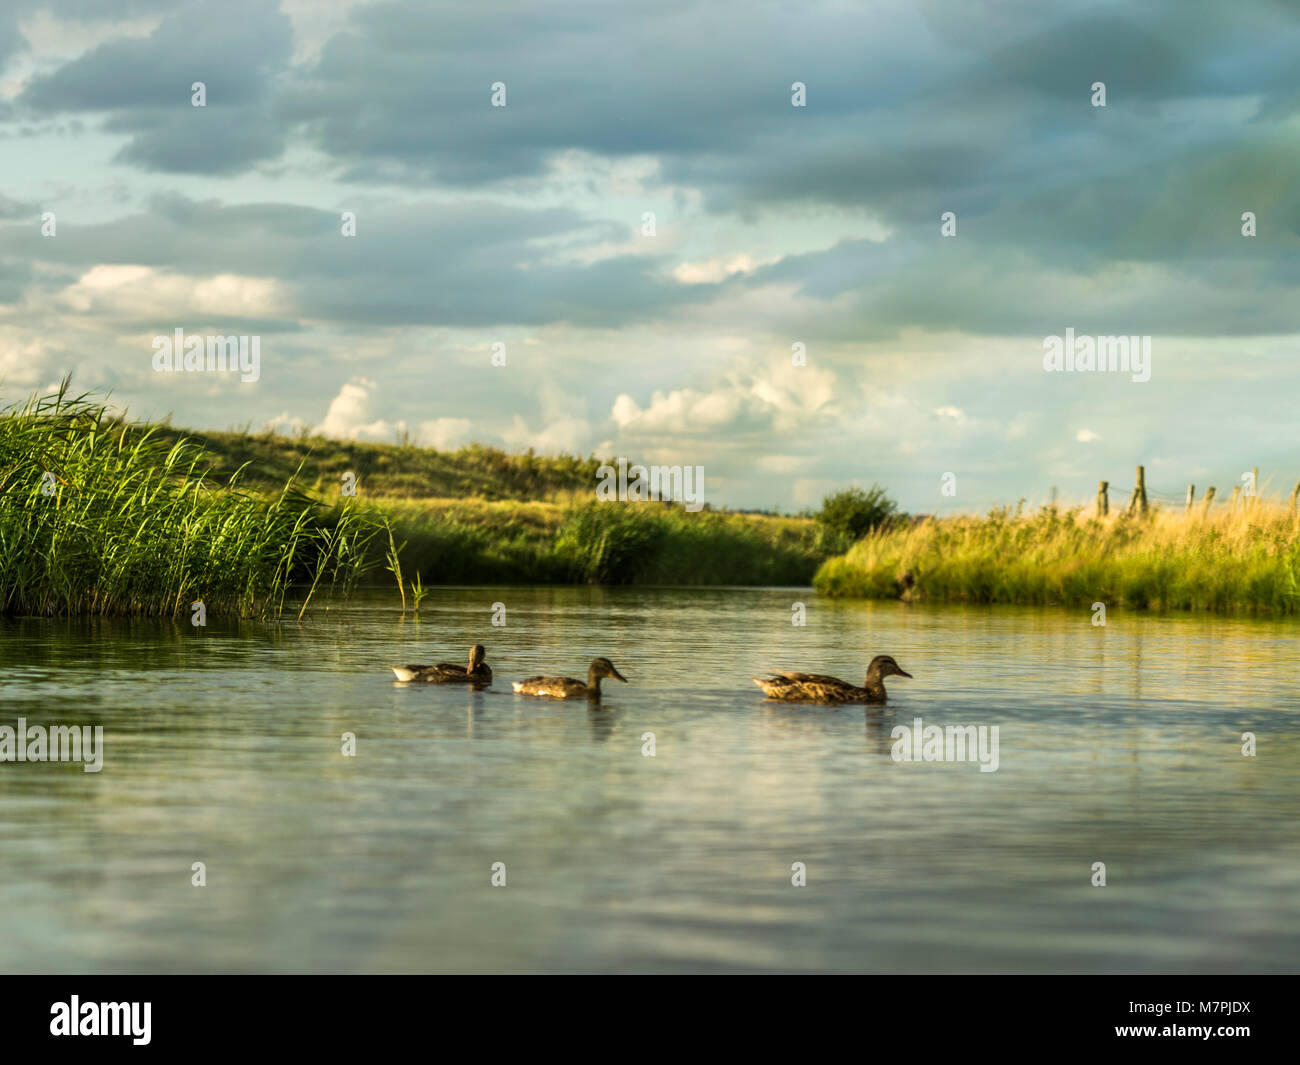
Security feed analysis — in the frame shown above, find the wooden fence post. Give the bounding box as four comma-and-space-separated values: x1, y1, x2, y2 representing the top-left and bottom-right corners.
1202, 486, 1216, 515
1185, 484, 1195, 512
1126, 466, 1147, 515
1097, 480, 1109, 517
1290, 475, 1300, 512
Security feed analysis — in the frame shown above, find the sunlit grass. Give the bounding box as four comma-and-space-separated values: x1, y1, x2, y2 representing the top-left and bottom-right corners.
813, 501, 1300, 613
0, 382, 378, 618
360, 497, 839, 586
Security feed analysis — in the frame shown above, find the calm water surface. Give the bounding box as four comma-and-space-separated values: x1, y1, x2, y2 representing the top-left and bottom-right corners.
2, 587, 1298, 973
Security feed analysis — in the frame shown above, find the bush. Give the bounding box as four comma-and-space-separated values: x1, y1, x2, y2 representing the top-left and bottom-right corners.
815, 485, 898, 543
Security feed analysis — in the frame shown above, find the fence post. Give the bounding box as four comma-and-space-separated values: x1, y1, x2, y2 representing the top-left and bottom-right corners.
1185, 484, 1195, 512
1290, 476, 1300, 512
1097, 480, 1109, 517
1202, 486, 1216, 515
1136, 465, 1147, 514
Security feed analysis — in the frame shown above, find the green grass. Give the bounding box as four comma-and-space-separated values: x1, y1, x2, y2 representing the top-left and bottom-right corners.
355, 497, 840, 586
0, 384, 839, 614
145, 422, 609, 501
0, 383, 377, 618
814, 503, 1300, 614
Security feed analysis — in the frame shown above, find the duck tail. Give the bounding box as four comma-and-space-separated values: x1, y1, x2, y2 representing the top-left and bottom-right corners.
391, 666, 417, 682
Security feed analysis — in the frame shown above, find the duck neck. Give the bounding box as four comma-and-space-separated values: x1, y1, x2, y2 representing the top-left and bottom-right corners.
586, 667, 602, 698
863, 665, 887, 699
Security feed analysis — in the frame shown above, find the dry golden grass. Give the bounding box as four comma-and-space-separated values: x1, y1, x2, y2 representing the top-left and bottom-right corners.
814, 499, 1300, 613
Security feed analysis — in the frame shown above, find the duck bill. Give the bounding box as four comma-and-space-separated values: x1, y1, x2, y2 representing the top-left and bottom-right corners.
611, 668, 629, 683
897, 669, 913, 679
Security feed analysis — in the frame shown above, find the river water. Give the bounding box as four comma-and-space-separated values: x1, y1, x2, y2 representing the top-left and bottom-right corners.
1, 587, 1297, 973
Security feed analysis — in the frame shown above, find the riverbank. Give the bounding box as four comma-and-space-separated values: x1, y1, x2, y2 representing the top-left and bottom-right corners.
0, 385, 838, 617
163, 425, 839, 585
813, 503, 1300, 614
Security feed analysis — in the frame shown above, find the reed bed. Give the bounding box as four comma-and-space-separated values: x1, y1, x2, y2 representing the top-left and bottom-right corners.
0, 384, 377, 618
813, 502, 1300, 613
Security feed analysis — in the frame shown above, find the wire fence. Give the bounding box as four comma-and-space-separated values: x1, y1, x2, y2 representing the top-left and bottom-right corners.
929, 468, 1300, 517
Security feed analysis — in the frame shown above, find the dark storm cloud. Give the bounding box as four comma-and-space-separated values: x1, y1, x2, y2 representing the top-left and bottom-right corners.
0, 5, 24, 73
0, 259, 33, 303
21, 0, 292, 172
11, 0, 1300, 338
0, 192, 711, 327
281, 0, 943, 186
0, 191, 39, 218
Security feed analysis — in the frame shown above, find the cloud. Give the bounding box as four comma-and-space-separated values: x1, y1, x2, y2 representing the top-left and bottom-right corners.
21, 0, 293, 173
418, 416, 472, 450
264, 410, 308, 435
0, 192, 710, 329
673, 253, 773, 285
612, 358, 839, 440
57, 264, 286, 320
501, 413, 590, 455
317, 377, 399, 441
6, 0, 1300, 513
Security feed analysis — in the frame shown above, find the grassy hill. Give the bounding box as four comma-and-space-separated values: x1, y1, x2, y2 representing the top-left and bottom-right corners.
141, 425, 841, 587
0, 384, 837, 616
146, 424, 609, 501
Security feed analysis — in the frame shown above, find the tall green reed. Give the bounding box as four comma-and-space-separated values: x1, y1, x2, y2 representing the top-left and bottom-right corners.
0, 382, 378, 618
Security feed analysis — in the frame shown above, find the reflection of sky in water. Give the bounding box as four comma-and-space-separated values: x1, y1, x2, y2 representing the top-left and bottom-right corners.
0, 588, 1297, 973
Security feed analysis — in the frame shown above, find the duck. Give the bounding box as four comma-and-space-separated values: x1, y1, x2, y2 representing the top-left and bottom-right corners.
752, 654, 912, 704
512, 657, 628, 700
391, 643, 492, 685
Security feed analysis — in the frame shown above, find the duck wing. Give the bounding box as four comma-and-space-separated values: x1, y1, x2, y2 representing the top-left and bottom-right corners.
512, 675, 586, 698
753, 673, 864, 703
392, 663, 476, 683
771, 670, 851, 686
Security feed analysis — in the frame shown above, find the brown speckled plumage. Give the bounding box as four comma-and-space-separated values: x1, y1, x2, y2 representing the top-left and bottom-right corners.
391, 643, 492, 685
753, 654, 912, 704
513, 657, 627, 700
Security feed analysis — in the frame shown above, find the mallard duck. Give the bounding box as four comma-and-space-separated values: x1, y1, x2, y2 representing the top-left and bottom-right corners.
752, 654, 912, 704
512, 657, 628, 700
391, 643, 492, 684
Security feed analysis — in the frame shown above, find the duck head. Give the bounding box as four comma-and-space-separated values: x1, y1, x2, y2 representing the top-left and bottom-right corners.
468, 644, 488, 670
589, 657, 628, 683
866, 654, 912, 682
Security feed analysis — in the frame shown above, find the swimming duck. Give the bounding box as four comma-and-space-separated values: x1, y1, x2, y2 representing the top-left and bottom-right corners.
512, 657, 628, 700
391, 643, 492, 684
752, 654, 912, 704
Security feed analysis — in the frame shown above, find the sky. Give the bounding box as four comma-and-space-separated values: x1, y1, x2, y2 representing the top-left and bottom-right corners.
1, 0, 1298, 513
